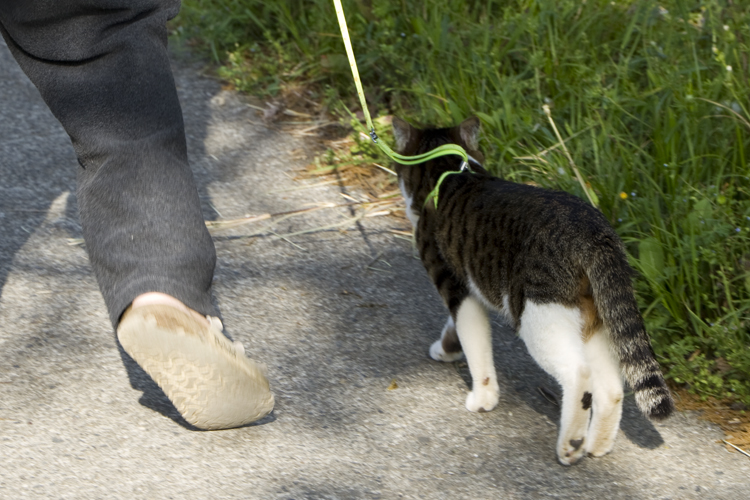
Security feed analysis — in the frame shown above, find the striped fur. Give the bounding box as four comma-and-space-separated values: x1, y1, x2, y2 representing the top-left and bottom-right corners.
394, 117, 674, 462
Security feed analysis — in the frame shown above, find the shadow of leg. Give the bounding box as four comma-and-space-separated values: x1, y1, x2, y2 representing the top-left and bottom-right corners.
115, 336, 201, 430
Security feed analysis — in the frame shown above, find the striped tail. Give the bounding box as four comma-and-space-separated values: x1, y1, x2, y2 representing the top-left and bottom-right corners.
586, 241, 674, 420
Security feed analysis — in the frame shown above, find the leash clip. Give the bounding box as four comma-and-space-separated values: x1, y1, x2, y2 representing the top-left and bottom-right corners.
459, 160, 469, 171
369, 129, 379, 143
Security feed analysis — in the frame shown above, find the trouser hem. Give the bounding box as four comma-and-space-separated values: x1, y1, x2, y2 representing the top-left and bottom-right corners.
109, 275, 219, 329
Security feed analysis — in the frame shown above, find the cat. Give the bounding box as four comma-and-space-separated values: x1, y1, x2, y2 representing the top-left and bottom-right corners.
392, 116, 674, 465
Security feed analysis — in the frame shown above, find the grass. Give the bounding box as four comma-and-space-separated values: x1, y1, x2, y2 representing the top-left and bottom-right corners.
172, 0, 750, 407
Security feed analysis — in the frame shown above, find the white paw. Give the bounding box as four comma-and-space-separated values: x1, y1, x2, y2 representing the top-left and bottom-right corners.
585, 438, 615, 458
429, 340, 464, 362
465, 381, 499, 413
557, 436, 587, 466
232, 340, 246, 356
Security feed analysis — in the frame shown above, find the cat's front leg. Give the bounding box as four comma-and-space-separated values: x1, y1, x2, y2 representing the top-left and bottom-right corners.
429, 316, 464, 362
455, 296, 500, 413
418, 232, 498, 412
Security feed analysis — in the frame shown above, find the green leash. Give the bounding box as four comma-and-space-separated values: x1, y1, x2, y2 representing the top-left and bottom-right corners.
332, 0, 471, 195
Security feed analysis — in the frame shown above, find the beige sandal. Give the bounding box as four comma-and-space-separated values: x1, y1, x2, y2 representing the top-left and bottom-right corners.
117, 304, 274, 430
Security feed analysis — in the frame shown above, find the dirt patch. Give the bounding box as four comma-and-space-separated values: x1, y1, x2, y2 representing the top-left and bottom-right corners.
672, 386, 750, 455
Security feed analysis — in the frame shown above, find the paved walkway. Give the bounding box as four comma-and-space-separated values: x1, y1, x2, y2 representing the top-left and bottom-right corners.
1, 40, 748, 499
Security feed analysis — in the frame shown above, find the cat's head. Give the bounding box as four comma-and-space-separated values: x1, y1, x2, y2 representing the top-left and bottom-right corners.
391, 117, 484, 224
391, 116, 483, 164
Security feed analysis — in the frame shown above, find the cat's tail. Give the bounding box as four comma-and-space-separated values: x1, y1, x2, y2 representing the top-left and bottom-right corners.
585, 242, 674, 420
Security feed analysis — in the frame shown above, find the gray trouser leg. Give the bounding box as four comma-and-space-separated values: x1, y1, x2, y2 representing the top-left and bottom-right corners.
0, 0, 218, 327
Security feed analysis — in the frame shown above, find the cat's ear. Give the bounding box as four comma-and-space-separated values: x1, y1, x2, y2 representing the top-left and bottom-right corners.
392, 116, 414, 153
459, 116, 481, 151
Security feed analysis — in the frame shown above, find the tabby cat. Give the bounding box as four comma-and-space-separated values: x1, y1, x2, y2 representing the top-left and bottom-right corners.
393, 116, 674, 465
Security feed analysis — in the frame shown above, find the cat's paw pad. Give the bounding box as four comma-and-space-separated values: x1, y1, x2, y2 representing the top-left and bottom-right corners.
465, 381, 499, 412
429, 340, 464, 362
557, 437, 587, 466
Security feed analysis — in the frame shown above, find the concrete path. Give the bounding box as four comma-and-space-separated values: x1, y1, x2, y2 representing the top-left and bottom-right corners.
1, 39, 748, 499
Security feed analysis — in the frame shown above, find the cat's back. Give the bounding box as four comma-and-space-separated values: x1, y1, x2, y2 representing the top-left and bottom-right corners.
428, 172, 627, 317
437, 174, 616, 245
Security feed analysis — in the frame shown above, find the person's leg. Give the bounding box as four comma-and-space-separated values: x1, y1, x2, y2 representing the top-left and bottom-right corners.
0, 0, 216, 325
0, 0, 274, 428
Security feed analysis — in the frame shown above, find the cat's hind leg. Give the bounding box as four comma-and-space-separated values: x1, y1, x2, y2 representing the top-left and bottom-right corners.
455, 296, 500, 412
429, 316, 464, 362
518, 301, 592, 465
583, 328, 624, 457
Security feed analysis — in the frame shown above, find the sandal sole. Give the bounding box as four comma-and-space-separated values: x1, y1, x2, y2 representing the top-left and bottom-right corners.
117, 305, 274, 430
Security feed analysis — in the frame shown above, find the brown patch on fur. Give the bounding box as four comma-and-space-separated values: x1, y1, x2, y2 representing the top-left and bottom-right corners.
578, 276, 602, 342
581, 391, 592, 410
569, 438, 584, 452
482, 377, 490, 386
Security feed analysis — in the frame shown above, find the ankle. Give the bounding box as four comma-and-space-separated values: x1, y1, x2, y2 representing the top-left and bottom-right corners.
131, 292, 210, 328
